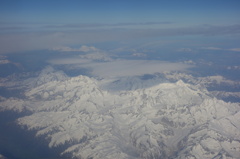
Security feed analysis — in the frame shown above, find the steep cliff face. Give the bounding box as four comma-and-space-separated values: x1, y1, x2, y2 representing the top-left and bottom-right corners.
0, 69, 239, 159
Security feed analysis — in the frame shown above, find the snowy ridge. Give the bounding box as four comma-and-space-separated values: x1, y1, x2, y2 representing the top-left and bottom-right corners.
0, 69, 240, 159
211, 91, 240, 99
164, 73, 240, 86
0, 66, 68, 91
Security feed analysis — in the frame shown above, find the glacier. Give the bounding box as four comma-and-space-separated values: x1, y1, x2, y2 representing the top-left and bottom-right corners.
0, 67, 240, 159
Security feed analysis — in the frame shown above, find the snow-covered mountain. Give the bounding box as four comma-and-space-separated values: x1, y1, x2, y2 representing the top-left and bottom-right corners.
0, 68, 240, 159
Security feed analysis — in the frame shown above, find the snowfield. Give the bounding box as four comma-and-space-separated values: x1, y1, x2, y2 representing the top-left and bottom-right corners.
0, 67, 240, 159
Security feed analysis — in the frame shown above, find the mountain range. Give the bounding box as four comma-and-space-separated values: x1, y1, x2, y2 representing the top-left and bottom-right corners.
0, 67, 239, 159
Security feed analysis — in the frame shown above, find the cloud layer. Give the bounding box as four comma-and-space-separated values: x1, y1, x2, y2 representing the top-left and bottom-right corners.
49, 50, 192, 78
0, 24, 240, 54
202, 47, 240, 52
52, 45, 99, 52
84, 60, 191, 78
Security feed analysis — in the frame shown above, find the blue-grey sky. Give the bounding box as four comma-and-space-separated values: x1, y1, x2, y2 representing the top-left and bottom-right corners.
0, 0, 239, 54
1, 0, 240, 24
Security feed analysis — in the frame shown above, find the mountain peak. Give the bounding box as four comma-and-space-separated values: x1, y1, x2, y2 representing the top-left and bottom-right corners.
176, 79, 185, 86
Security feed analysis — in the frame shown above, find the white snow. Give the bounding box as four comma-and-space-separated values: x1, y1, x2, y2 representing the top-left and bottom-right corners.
0, 68, 239, 159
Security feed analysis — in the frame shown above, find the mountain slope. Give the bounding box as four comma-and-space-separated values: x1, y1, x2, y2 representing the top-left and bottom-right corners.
0, 69, 239, 159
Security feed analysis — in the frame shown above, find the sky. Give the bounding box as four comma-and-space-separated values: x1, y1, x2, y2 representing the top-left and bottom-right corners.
0, 0, 240, 54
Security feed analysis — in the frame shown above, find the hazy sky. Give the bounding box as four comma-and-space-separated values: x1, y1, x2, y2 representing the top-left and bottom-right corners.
1, 0, 239, 24
0, 0, 239, 54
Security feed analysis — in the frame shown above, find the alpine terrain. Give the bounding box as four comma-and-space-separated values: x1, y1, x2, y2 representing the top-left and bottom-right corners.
0, 67, 239, 159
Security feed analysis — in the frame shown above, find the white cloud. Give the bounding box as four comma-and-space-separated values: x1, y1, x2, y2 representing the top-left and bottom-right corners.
48, 58, 91, 65
0, 59, 10, 64
0, 55, 10, 64
51, 45, 112, 62
52, 45, 99, 52
88, 60, 191, 78
227, 66, 240, 70
79, 52, 112, 61
202, 47, 222, 50
49, 57, 192, 78
183, 60, 196, 64
132, 53, 147, 57
202, 47, 240, 52
48, 45, 192, 78
177, 48, 193, 52
229, 48, 240, 52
